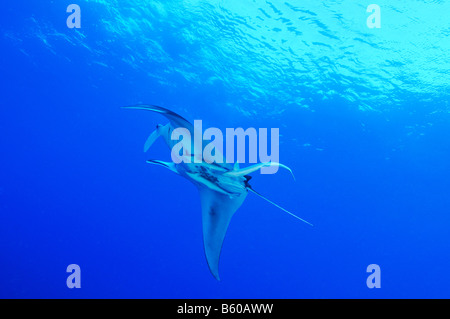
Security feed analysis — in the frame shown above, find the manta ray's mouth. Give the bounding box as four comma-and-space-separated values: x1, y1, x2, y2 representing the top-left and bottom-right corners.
244, 175, 252, 188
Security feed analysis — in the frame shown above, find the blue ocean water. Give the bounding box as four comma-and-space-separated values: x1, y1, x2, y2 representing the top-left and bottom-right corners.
0, 1, 449, 298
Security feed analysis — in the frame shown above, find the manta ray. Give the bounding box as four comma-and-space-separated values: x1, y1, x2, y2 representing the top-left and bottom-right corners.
124, 105, 312, 280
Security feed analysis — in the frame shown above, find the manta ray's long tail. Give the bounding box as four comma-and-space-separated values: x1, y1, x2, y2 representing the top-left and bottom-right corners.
247, 187, 313, 226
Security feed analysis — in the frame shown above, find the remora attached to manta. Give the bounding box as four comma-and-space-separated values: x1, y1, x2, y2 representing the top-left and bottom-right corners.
124, 104, 312, 280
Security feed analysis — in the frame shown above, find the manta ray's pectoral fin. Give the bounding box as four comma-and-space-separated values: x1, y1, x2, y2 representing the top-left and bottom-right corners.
146, 159, 178, 174
122, 104, 233, 170
144, 129, 160, 152
199, 186, 247, 281
144, 124, 170, 152
122, 105, 194, 133
224, 162, 296, 180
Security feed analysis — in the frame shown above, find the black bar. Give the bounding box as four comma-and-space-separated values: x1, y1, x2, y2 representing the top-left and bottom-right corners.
0, 299, 444, 317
